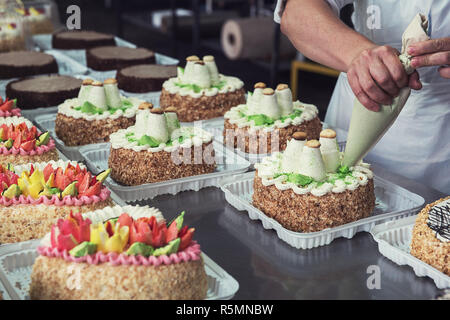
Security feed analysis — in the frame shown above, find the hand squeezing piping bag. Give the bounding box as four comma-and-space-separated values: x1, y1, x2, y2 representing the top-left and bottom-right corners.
342, 13, 430, 167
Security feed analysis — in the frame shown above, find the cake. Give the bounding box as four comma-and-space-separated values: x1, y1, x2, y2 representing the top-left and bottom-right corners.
0, 96, 21, 117
0, 116, 57, 166
117, 64, 177, 93
410, 196, 450, 276
6, 75, 82, 109
55, 78, 143, 146
0, 22, 25, 52
52, 30, 116, 50
253, 130, 376, 232
224, 83, 322, 154
0, 51, 58, 79
30, 205, 208, 300
160, 55, 245, 122
0, 160, 114, 243
108, 104, 215, 185
86, 46, 155, 71
15, 6, 54, 35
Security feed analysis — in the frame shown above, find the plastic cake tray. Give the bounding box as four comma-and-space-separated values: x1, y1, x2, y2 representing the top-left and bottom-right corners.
221, 172, 425, 249
371, 216, 450, 289
0, 240, 239, 300
79, 140, 251, 201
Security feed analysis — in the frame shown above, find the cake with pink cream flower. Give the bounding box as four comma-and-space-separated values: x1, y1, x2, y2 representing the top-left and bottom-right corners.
0, 116, 57, 166
0, 160, 114, 243
0, 96, 21, 117
30, 205, 208, 300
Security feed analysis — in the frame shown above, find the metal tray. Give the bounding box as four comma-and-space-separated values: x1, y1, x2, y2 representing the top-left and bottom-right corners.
0, 240, 239, 300
371, 215, 450, 289
79, 141, 251, 202
221, 171, 425, 249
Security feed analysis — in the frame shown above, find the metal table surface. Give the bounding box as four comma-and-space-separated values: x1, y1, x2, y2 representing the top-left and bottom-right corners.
132, 163, 446, 300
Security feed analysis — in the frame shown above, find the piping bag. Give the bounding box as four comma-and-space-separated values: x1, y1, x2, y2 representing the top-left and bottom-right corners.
342, 14, 430, 167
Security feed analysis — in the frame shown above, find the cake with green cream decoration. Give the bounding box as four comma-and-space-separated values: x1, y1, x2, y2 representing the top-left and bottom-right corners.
253, 129, 375, 232
160, 55, 246, 122
55, 78, 143, 146
108, 102, 216, 186
224, 83, 322, 154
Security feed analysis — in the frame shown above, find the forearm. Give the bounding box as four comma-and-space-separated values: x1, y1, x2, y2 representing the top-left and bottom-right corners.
280, 0, 375, 72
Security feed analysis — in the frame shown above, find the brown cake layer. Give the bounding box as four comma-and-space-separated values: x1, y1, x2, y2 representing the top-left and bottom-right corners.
252, 173, 376, 232
160, 87, 246, 122
0, 148, 59, 167
109, 143, 216, 186
6, 75, 82, 109
52, 30, 116, 49
0, 35, 26, 53
117, 64, 177, 93
86, 46, 155, 71
0, 51, 58, 79
0, 198, 114, 244
223, 117, 322, 154
410, 196, 450, 276
30, 255, 208, 300
55, 113, 135, 146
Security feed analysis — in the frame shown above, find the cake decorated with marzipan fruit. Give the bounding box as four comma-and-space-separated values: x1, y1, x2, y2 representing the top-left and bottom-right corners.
160, 55, 245, 122
224, 83, 322, 154
0, 116, 57, 166
0, 95, 21, 117
0, 160, 113, 244
109, 103, 215, 186
15, 6, 54, 35
0, 22, 25, 52
30, 205, 208, 300
410, 196, 450, 276
55, 78, 143, 146
253, 130, 375, 232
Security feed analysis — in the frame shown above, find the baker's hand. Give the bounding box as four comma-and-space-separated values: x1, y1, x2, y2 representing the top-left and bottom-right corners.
347, 45, 422, 112
408, 37, 450, 79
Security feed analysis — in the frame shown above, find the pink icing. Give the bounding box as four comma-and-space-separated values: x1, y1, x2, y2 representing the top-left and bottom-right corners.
0, 138, 56, 156
0, 108, 21, 117
0, 186, 110, 207
37, 242, 202, 267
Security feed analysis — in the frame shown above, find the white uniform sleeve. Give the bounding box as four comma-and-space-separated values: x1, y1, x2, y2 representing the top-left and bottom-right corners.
274, 0, 354, 23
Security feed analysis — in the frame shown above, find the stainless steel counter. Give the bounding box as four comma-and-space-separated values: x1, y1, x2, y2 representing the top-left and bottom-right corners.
133, 163, 446, 300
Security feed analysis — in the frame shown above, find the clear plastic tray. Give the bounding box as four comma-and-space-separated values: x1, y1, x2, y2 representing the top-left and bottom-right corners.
0, 240, 239, 300
44, 49, 89, 75
371, 215, 450, 289
220, 171, 425, 249
79, 141, 251, 202
202, 119, 348, 164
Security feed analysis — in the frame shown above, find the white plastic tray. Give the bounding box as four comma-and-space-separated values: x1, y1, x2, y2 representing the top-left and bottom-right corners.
371, 215, 450, 289
79, 140, 251, 202
0, 240, 239, 300
221, 172, 425, 249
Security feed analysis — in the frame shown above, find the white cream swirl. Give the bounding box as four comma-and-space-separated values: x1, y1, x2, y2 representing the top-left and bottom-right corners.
254, 152, 373, 197
57, 96, 143, 121
224, 101, 318, 133
110, 125, 213, 153
162, 74, 244, 98
0, 116, 33, 128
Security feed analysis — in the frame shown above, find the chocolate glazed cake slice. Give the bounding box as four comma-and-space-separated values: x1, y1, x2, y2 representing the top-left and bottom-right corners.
6, 75, 82, 109
86, 46, 156, 71
0, 51, 58, 79
117, 64, 177, 93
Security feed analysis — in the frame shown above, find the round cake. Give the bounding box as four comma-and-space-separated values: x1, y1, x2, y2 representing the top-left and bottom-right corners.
224, 83, 322, 154
0, 96, 21, 117
0, 160, 114, 244
160, 55, 246, 122
15, 6, 54, 35
0, 51, 58, 79
0, 22, 26, 52
410, 196, 450, 276
86, 46, 155, 71
30, 205, 208, 300
52, 30, 116, 49
55, 78, 143, 146
253, 130, 376, 232
109, 105, 215, 185
117, 64, 177, 93
6, 75, 82, 109
0, 116, 58, 166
